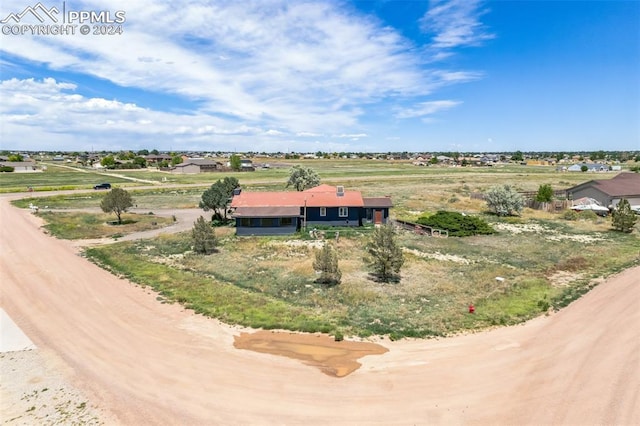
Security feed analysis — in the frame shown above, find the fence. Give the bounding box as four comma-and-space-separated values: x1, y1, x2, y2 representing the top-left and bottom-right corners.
392, 219, 449, 237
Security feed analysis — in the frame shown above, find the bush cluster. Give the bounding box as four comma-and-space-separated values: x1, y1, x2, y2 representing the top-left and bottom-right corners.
416, 211, 495, 237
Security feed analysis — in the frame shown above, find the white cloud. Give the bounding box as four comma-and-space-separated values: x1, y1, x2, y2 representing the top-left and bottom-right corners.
420, 0, 495, 49
0, 0, 491, 151
395, 100, 462, 119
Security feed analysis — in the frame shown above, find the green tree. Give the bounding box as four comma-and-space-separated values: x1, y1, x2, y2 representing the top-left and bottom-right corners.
535, 184, 554, 202
192, 216, 218, 254
100, 155, 116, 168
364, 224, 404, 283
199, 177, 239, 221
612, 199, 637, 233
100, 187, 133, 224
8, 154, 23, 162
132, 156, 147, 168
171, 155, 183, 166
512, 150, 524, 162
137, 149, 149, 156
313, 243, 341, 285
117, 151, 135, 160
230, 154, 242, 171
150, 149, 159, 155
581, 165, 588, 172
286, 165, 320, 191
485, 185, 524, 216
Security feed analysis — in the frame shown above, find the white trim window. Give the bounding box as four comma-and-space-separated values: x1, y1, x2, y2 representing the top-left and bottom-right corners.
338, 207, 348, 217
320, 207, 327, 217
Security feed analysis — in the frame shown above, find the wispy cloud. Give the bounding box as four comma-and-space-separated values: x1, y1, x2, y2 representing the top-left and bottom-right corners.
420, 0, 494, 49
0, 0, 492, 151
394, 100, 462, 119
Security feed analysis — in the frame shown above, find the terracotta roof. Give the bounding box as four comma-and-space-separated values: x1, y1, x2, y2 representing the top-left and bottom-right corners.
230, 185, 365, 208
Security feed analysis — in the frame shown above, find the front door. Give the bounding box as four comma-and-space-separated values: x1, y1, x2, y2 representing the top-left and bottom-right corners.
374, 210, 383, 224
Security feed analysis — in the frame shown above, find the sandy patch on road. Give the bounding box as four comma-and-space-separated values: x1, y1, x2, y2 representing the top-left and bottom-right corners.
233, 330, 388, 377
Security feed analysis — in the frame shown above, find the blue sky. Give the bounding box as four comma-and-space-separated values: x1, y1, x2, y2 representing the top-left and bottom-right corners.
1, 0, 638, 153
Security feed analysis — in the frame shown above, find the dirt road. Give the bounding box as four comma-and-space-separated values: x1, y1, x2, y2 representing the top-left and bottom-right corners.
1, 196, 638, 425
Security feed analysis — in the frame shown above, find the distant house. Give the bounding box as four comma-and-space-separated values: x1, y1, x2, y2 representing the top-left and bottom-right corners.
566, 172, 640, 209
0, 161, 38, 172
145, 154, 172, 165
230, 184, 392, 236
170, 159, 225, 174
567, 163, 609, 172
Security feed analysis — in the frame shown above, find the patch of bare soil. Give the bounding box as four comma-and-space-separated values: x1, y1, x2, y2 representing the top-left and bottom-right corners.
233, 331, 388, 377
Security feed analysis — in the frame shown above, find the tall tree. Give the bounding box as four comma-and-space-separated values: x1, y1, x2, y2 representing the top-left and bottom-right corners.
612, 199, 637, 233
199, 177, 239, 221
192, 216, 218, 254
100, 188, 133, 224
485, 185, 524, 216
100, 155, 116, 168
286, 165, 320, 191
229, 154, 242, 171
313, 243, 341, 285
535, 184, 554, 202
364, 224, 404, 283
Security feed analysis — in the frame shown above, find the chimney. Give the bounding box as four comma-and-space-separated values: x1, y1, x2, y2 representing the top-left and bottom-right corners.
336, 185, 344, 196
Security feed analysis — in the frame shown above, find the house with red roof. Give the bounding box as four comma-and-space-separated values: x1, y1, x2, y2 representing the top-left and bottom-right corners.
230, 184, 392, 236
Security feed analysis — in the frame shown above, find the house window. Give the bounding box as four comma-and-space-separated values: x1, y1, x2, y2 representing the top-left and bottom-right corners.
261, 218, 276, 227
320, 207, 327, 217
240, 218, 251, 227
338, 207, 348, 217
281, 217, 293, 226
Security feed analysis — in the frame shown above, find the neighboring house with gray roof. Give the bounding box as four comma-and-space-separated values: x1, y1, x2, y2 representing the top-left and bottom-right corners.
566, 173, 640, 209
0, 161, 39, 172
170, 159, 225, 174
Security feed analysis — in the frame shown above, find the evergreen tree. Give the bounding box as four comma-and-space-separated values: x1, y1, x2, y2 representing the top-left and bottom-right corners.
612, 199, 637, 233
192, 216, 218, 254
364, 224, 404, 283
313, 243, 341, 285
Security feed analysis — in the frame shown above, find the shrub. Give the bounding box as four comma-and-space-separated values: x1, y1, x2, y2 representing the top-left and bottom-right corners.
535, 184, 554, 202
485, 185, 524, 216
416, 211, 495, 237
562, 210, 579, 221
580, 210, 598, 221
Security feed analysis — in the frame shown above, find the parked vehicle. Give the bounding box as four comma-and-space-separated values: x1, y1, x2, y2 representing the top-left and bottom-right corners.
94, 183, 111, 190
570, 197, 609, 217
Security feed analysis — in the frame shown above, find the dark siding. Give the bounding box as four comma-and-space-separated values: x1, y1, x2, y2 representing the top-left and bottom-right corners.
235, 217, 298, 236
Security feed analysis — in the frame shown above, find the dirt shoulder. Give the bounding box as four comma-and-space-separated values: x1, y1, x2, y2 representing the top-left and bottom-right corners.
1, 195, 638, 425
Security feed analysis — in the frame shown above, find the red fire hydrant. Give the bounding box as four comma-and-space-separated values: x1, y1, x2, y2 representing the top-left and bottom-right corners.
468, 304, 475, 314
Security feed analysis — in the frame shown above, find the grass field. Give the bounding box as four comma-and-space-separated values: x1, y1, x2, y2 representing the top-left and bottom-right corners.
86, 216, 639, 339
11, 161, 640, 339
40, 212, 175, 240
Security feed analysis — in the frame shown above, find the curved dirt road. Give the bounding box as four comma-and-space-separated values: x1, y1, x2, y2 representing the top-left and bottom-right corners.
1, 197, 639, 425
